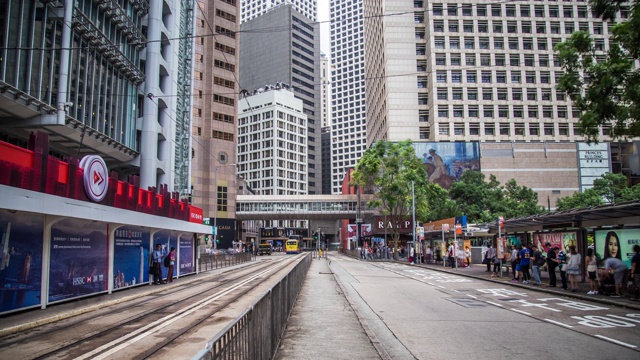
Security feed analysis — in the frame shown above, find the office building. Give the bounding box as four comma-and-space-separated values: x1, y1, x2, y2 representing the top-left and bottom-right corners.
241, 0, 317, 23
192, 0, 241, 232
329, 0, 368, 194
239, 4, 321, 194
362, 0, 637, 206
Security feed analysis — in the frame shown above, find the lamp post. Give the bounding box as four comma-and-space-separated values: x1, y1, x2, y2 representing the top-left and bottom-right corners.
213, 163, 236, 250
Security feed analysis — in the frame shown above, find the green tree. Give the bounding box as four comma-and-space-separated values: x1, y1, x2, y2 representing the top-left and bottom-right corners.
621, 184, 640, 201
555, 0, 640, 142
555, 188, 604, 211
423, 183, 461, 222
502, 179, 546, 219
351, 140, 429, 258
593, 172, 632, 204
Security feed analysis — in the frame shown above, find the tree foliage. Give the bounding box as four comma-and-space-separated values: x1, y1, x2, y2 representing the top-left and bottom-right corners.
350, 140, 429, 256
555, 0, 640, 142
555, 172, 640, 210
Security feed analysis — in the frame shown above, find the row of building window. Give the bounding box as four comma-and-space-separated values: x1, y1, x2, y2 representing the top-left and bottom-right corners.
430, 35, 600, 52
432, 52, 606, 68
435, 87, 566, 102
434, 69, 565, 85
428, 2, 628, 20
436, 105, 574, 119
433, 122, 608, 138
431, 19, 606, 35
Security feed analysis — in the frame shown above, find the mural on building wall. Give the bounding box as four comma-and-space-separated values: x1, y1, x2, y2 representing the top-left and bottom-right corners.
0, 211, 44, 313
49, 219, 108, 303
113, 226, 150, 289
412, 142, 481, 189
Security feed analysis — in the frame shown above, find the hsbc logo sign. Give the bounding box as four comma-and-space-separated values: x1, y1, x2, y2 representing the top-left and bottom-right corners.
80, 155, 109, 202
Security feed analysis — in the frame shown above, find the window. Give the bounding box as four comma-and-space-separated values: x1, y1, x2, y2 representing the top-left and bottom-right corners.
543, 106, 553, 118
467, 71, 477, 83
465, 54, 476, 66
453, 106, 464, 118
563, 6, 573, 18
523, 38, 533, 50
433, 3, 443, 15
528, 106, 538, 118
515, 123, 525, 135
557, 106, 567, 118
419, 111, 429, 123
464, 21, 474, 33
506, 5, 516, 17
496, 71, 506, 83
525, 72, 536, 83
527, 88, 537, 101
481, 54, 490, 66
452, 88, 463, 100
524, 55, 534, 67
550, 22, 560, 34
467, 89, 478, 100
434, 21, 444, 32
507, 21, 517, 33
447, 4, 458, 16
521, 22, 532, 34
544, 123, 555, 135
450, 38, 460, 49
536, 22, 546, 34
434, 37, 445, 49
451, 53, 461, 66
541, 89, 552, 101
511, 72, 521, 83
483, 106, 494, 118
479, 38, 490, 49
540, 72, 550, 84
438, 105, 449, 117
439, 123, 450, 135
494, 38, 504, 50
484, 123, 495, 135
483, 88, 493, 100
454, 123, 465, 135
464, 37, 475, 49
529, 124, 539, 136
420, 126, 430, 139
539, 55, 549, 67
512, 89, 522, 101
448, 20, 459, 32
509, 38, 519, 50
436, 71, 447, 83
417, 60, 427, 71
436, 53, 446, 65
510, 54, 520, 66
565, 23, 575, 34
451, 71, 462, 83
556, 91, 565, 101
559, 123, 569, 136
535, 6, 544, 17
492, 4, 501, 17
417, 44, 427, 55
500, 123, 510, 135
493, 21, 503, 33
481, 71, 492, 83
497, 88, 508, 100
478, 21, 488, 33
495, 54, 505, 66
499, 106, 509, 118
462, 4, 473, 16
438, 88, 448, 100
537, 38, 548, 50
513, 106, 524, 118
549, 6, 559, 18
418, 76, 428, 88
477, 5, 487, 16
470, 123, 480, 135
418, 93, 429, 105
520, 5, 530, 17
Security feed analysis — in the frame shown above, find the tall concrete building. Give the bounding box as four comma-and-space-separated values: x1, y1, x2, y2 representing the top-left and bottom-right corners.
362, 0, 635, 206
0, 0, 191, 192
329, 0, 368, 194
239, 4, 322, 194
192, 0, 241, 227
241, 0, 317, 23
320, 53, 331, 128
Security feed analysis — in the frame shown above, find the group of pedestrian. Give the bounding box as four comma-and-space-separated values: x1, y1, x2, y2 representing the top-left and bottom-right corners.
150, 244, 176, 285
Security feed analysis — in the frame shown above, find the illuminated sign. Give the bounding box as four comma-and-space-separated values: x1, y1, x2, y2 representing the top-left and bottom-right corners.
80, 155, 109, 202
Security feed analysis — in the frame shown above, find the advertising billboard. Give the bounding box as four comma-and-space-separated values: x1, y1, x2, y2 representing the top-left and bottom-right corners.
179, 234, 195, 275
533, 231, 578, 255
49, 219, 108, 303
0, 211, 44, 313
412, 142, 480, 189
153, 231, 179, 280
595, 229, 640, 268
113, 226, 150, 289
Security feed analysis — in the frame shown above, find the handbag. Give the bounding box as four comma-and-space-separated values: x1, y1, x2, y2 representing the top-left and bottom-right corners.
482, 258, 489, 265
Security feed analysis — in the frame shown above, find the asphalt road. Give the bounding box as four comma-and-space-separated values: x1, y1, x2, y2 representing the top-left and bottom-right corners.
328, 254, 639, 360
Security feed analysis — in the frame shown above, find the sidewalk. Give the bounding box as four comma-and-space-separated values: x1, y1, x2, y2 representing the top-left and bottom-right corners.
405, 258, 640, 310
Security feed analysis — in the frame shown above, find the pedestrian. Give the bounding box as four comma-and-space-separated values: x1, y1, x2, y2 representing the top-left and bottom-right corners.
510, 245, 519, 280
519, 244, 531, 284
531, 245, 544, 285
426, 246, 432, 263
166, 247, 176, 283
586, 248, 599, 295
630, 245, 640, 301
485, 244, 495, 272
435, 246, 442, 265
448, 242, 455, 268
603, 256, 628, 297
546, 245, 559, 287
558, 249, 568, 290
464, 246, 471, 267
566, 245, 581, 292
409, 245, 415, 264
151, 244, 165, 285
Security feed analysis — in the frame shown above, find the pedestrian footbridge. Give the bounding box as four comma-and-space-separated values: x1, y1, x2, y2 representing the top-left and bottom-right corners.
235, 194, 376, 220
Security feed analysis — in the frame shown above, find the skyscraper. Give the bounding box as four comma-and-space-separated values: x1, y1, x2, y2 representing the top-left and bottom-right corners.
239, 4, 321, 194
241, 0, 317, 23
191, 0, 241, 222
329, 0, 368, 194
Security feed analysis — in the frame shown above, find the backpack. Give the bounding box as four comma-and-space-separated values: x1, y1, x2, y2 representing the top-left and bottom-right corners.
536, 254, 546, 267
164, 254, 171, 267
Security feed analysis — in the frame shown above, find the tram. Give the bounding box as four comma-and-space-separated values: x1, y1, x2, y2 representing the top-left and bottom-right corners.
285, 235, 302, 254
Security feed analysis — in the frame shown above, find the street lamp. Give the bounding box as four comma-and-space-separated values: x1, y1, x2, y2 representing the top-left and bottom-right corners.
213, 163, 237, 250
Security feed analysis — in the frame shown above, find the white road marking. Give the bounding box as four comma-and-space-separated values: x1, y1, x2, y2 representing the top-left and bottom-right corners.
594, 335, 637, 348
466, 294, 478, 299
486, 301, 503, 307
544, 319, 573, 328
510, 309, 531, 316
426, 282, 434, 286
437, 285, 446, 289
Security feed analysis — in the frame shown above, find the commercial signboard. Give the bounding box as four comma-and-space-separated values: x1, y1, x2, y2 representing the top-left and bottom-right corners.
577, 142, 610, 192
412, 142, 481, 189
533, 231, 578, 254
113, 226, 150, 289
595, 229, 640, 268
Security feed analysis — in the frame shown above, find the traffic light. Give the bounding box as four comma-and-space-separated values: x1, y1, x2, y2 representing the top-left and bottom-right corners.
205, 237, 209, 244
313, 232, 318, 240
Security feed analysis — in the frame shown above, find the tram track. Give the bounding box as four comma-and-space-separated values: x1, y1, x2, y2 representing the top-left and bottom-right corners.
1, 254, 304, 359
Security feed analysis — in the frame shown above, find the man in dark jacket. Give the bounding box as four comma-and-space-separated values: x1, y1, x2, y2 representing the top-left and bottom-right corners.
546, 244, 559, 287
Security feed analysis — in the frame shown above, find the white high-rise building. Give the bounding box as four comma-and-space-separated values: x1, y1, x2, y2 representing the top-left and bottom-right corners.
237, 87, 308, 196
320, 53, 331, 128
364, 0, 619, 144
241, 0, 317, 22
329, 0, 368, 194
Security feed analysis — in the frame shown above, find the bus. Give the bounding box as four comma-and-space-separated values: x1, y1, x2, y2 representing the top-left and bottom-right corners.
285, 235, 302, 254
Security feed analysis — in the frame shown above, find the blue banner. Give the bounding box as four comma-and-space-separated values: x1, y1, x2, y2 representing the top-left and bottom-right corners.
0, 210, 44, 313
179, 234, 195, 275
49, 219, 108, 303
113, 226, 150, 289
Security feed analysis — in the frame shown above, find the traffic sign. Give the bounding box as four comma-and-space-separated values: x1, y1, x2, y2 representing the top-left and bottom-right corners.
212, 226, 217, 235
203, 218, 211, 225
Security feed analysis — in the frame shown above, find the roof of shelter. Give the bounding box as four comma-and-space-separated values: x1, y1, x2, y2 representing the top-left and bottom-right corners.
488, 200, 640, 234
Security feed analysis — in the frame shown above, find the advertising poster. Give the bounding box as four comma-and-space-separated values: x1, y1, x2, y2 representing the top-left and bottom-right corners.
179, 234, 195, 275
595, 229, 640, 268
412, 142, 480, 189
533, 232, 578, 255
505, 235, 522, 249
153, 231, 179, 279
49, 219, 108, 303
0, 211, 44, 313
113, 226, 150, 289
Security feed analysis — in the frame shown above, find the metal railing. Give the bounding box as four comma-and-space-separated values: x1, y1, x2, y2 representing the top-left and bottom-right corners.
193, 253, 311, 360
342, 248, 394, 261
198, 252, 253, 272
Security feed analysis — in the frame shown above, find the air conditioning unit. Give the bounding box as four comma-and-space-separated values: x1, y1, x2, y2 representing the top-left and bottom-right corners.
464, 232, 474, 237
